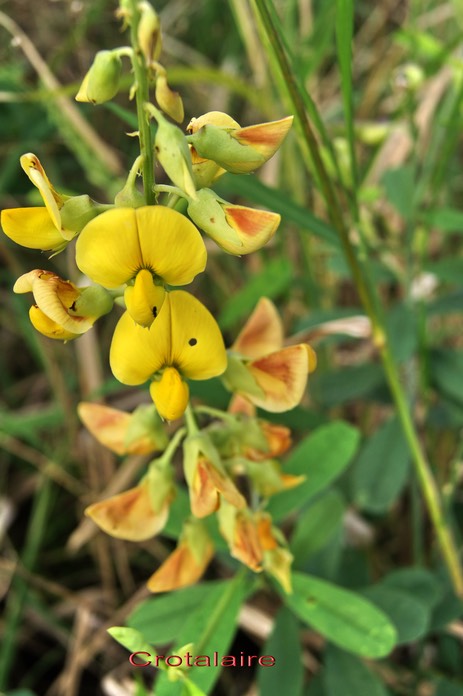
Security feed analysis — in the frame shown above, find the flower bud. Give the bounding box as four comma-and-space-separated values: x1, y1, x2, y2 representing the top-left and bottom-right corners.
186, 114, 293, 174
137, 1, 162, 66
218, 502, 263, 572
187, 188, 279, 255
59, 195, 108, 234
155, 73, 184, 123
76, 50, 122, 104
152, 108, 197, 199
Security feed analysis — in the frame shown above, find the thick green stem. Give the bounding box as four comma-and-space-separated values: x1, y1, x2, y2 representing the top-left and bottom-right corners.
253, 0, 463, 596
128, 0, 155, 204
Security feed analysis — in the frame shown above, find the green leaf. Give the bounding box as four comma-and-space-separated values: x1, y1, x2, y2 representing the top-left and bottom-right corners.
433, 677, 463, 696
107, 626, 155, 659
425, 207, 463, 233
424, 258, 463, 284
258, 608, 304, 696
291, 490, 346, 566
351, 416, 410, 513
218, 258, 292, 329
324, 646, 389, 696
386, 302, 418, 363
381, 568, 444, 610
382, 166, 415, 220
154, 575, 249, 696
267, 422, 360, 520
128, 581, 226, 644
286, 573, 397, 658
361, 586, 429, 644
181, 679, 208, 696
311, 364, 385, 407
218, 174, 340, 247
430, 349, 463, 407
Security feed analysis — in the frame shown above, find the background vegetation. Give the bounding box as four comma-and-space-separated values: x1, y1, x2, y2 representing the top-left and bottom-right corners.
1, 0, 463, 694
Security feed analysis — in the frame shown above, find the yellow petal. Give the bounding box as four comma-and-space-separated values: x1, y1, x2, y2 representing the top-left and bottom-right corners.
232, 297, 283, 358
18, 270, 94, 334
110, 311, 168, 385
20, 153, 63, 231
247, 345, 311, 412
124, 270, 166, 327
149, 367, 190, 421
169, 291, 227, 379
135, 206, 206, 285
29, 305, 80, 341
110, 291, 226, 386
85, 481, 168, 541
76, 206, 206, 289
76, 208, 143, 287
1, 207, 67, 251
305, 343, 318, 374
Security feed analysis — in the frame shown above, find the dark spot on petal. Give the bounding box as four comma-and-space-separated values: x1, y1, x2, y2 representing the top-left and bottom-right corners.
189, 338, 197, 346
152, 306, 158, 318
210, 217, 215, 223
70, 301, 77, 311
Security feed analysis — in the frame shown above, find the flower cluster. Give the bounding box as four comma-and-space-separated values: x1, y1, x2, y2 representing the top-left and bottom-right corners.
1, 2, 316, 594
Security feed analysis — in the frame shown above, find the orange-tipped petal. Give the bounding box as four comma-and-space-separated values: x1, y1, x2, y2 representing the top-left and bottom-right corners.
85, 482, 169, 541
146, 524, 213, 593
78, 402, 163, 456
190, 456, 246, 518
232, 297, 283, 359
233, 116, 293, 159
224, 206, 280, 253
247, 345, 311, 412
228, 394, 256, 417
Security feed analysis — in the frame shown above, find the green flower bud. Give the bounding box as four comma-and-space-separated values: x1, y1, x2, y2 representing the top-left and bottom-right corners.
59, 195, 109, 233
151, 107, 197, 199
187, 188, 279, 255
137, 1, 162, 66
75, 50, 122, 104
73, 285, 113, 319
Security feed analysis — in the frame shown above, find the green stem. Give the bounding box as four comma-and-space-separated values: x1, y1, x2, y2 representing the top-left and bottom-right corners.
128, 0, 155, 204
185, 403, 199, 436
253, 0, 463, 596
158, 427, 187, 468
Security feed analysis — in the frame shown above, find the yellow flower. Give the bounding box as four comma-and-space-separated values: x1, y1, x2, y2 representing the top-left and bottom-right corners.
1, 154, 71, 251
76, 206, 206, 326
110, 290, 227, 420
223, 297, 317, 412
14, 270, 113, 340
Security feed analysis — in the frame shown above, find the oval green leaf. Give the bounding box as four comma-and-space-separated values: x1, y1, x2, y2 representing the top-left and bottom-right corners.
285, 573, 397, 658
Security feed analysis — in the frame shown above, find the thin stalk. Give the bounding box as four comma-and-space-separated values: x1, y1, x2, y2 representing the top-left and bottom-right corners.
0, 476, 51, 688
193, 568, 247, 657
128, 0, 155, 204
253, 0, 463, 596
